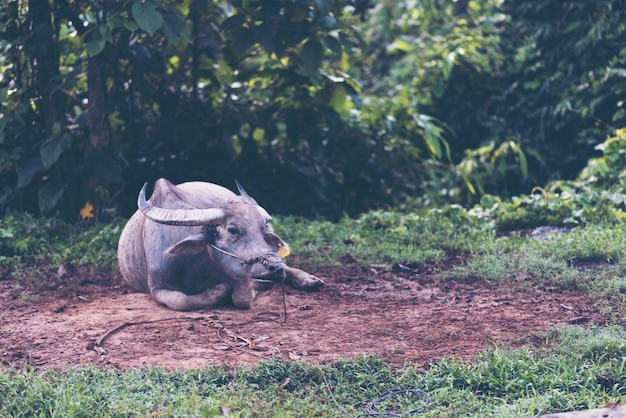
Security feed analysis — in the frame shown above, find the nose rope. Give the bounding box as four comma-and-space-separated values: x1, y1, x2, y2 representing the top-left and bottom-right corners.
210, 244, 281, 267
210, 244, 246, 261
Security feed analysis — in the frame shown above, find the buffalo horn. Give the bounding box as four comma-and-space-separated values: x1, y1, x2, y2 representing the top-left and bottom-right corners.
138, 182, 225, 226
235, 180, 258, 205
235, 180, 272, 221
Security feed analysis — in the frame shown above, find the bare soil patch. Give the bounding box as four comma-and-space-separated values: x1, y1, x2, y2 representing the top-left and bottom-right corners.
0, 266, 606, 370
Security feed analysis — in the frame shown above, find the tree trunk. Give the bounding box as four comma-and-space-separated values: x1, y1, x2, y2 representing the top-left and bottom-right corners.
190, 0, 201, 104
54, 0, 107, 153
86, 54, 106, 152
28, 0, 63, 134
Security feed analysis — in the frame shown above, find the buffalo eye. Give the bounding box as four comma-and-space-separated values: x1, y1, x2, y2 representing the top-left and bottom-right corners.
227, 225, 240, 236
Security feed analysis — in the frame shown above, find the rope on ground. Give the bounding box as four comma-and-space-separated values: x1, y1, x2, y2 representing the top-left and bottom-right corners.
96, 315, 206, 347
95, 310, 286, 359
357, 388, 431, 417
318, 366, 431, 417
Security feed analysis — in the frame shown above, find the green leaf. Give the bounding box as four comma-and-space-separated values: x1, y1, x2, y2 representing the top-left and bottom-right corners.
85, 151, 122, 184
132, 1, 163, 36
338, 78, 362, 109
328, 83, 348, 111
85, 26, 107, 57
161, 6, 189, 43
17, 157, 44, 188
0, 227, 14, 239
107, 13, 124, 29
51, 121, 61, 136
100, 25, 113, 43
40, 134, 72, 170
612, 109, 625, 122
220, 14, 245, 32
414, 114, 449, 159
443, 51, 455, 79
253, 23, 275, 54
300, 39, 324, 77
509, 141, 528, 178
123, 19, 138, 32
338, 32, 352, 55
315, 0, 335, 16
38, 181, 64, 214
317, 15, 337, 30
323, 35, 342, 55
230, 28, 254, 58
388, 39, 412, 53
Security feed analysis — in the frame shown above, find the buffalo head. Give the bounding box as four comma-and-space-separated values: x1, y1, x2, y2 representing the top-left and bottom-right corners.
138, 180, 289, 283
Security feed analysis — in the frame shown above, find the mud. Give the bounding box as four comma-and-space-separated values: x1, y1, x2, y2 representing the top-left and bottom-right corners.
0, 266, 605, 370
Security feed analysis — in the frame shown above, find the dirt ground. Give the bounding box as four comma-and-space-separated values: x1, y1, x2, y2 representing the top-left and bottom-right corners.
0, 265, 607, 370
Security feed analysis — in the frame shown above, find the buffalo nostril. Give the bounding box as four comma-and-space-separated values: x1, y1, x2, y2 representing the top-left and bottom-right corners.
269, 263, 283, 272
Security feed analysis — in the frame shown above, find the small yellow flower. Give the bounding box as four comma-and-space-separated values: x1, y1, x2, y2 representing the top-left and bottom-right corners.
80, 201, 95, 220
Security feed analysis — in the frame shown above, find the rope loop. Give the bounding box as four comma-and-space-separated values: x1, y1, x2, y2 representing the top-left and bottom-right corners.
210, 244, 280, 267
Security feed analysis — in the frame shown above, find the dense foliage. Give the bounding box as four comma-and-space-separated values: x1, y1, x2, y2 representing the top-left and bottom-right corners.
0, 0, 374, 218
357, 0, 626, 204
1, 0, 625, 219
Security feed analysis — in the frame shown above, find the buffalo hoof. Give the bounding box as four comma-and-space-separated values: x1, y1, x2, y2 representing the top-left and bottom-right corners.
299, 275, 325, 290
285, 267, 325, 291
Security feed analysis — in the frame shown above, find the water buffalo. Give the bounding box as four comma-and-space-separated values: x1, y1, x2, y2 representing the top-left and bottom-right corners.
117, 178, 324, 311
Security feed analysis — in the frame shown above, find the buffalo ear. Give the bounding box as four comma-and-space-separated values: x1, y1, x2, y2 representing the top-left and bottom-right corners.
165, 233, 207, 255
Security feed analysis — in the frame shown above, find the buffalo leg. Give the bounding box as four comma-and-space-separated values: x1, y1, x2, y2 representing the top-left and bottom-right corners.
231, 280, 257, 309
284, 266, 324, 290
152, 283, 229, 311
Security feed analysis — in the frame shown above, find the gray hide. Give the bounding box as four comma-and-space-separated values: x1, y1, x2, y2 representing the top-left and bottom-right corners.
118, 178, 323, 311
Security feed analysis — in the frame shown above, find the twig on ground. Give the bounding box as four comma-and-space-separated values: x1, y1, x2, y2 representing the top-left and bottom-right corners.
216, 327, 265, 358
96, 316, 207, 347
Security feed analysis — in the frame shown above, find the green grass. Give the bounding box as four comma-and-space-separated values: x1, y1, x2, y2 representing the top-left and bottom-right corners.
2, 326, 626, 417
0, 214, 123, 296
0, 213, 123, 267
3, 208, 626, 416
449, 224, 626, 317
273, 205, 494, 270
